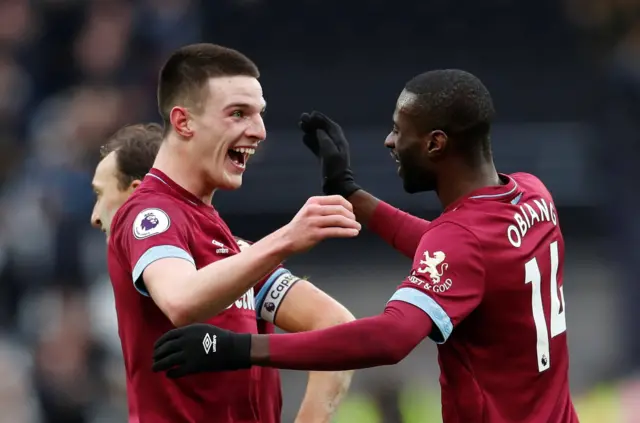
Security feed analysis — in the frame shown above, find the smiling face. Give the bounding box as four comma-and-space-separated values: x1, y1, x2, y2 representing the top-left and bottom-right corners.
157, 44, 264, 192
173, 75, 266, 191
384, 89, 441, 193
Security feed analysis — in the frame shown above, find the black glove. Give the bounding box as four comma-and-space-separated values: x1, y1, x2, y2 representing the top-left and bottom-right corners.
299, 111, 361, 198
152, 324, 252, 378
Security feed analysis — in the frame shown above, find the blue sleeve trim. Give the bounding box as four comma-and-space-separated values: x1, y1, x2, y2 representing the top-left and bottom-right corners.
255, 268, 290, 319
388, 287, 453, 344
132, 245, 195, 296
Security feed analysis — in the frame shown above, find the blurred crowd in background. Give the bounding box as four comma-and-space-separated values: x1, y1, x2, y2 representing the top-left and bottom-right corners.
0, 0, 638, 422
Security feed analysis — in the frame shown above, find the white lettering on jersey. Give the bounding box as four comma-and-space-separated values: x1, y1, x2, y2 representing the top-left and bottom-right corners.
524, 240, 566, 372
226, 289, 255, 311
507, 198, 557, 248
211, 239, 230, 255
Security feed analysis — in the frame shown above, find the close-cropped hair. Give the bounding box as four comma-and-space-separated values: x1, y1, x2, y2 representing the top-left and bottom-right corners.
157, 43, 260, 127
100, 123, 163, 189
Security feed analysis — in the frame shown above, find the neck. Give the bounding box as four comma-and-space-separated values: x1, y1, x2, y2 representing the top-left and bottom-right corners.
436, 158, 501, 209
153, 136, 216, 204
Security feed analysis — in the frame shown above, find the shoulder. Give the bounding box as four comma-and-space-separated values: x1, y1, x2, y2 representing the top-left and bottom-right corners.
417, 221, 483, 260
509, 172, 541, 185
423, 219, 479, 240
510, 172, 552, 198
111, 189, 191, 242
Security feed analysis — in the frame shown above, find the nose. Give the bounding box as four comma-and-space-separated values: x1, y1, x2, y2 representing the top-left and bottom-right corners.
384, 133, 395, 149
90, 210, 101, 230
246, 115, 266, 141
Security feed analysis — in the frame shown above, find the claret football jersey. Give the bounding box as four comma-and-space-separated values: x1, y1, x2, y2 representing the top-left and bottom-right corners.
389, 173, 579, 423
108, 168, 286, 423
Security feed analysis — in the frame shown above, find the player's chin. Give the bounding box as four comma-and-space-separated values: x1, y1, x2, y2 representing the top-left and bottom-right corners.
403, 180, 421, 194
219, 159, 246, 189
220, 172, 244, 190
402, 174, 430, 194
397, 167, 411, 190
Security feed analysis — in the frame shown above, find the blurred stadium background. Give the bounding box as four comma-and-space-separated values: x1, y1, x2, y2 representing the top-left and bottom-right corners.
0, 0, 638, 422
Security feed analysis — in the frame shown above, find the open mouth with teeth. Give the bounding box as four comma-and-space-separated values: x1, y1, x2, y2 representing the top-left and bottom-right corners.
227, 146, 256, 170
389, 149, 403, 175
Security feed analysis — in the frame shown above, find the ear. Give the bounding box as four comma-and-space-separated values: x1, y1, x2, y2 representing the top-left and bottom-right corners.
169, 106, 194, 138
127, 179, 142, 193
426, 130, 448, 155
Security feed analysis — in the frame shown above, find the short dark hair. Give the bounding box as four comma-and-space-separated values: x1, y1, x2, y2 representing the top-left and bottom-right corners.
157, 43, 260, 128
100, 123, 163, 190
404, 69, 495, 159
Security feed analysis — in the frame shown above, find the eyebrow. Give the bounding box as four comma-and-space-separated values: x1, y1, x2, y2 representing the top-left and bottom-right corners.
225, 101, 267, 113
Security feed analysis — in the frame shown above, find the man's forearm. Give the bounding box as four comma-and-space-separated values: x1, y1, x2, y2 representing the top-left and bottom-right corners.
294, 370, 353, 423
177, 229, 291, 324
347, 189, 380, 226
270, 279, 355, 422
251, 302, 432, 371
294, 311, 355, 423
348, 190, 430, 258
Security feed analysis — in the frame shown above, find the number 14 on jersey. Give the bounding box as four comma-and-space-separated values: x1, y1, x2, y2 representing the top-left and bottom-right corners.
525, 240, 567, 372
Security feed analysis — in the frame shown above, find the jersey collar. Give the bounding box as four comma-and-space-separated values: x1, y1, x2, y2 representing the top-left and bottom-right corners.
146, 168, 213, 210
444, 173, 520, 213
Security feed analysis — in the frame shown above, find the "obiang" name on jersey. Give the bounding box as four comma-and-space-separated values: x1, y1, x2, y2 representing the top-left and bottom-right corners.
507, 198, 557, 248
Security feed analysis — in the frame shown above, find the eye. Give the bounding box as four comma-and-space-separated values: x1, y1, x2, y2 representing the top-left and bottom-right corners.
231, 110, 244, 118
